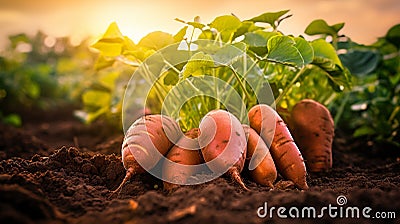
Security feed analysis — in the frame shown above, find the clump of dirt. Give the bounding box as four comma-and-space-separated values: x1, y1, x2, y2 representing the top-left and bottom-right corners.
0, 109, 399, 223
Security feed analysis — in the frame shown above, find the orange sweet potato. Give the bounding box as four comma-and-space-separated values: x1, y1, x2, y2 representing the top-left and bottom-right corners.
290, 99, 334, 172
248, 104, 308, 190
242, 124, 277, 188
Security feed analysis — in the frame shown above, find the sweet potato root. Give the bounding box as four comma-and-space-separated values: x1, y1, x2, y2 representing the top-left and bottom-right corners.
163, 128, 204, 191
248, 104, 308, 190
199, 110, 248, 190
112, 114, 181, 195
242, 124, 277, 188
290, 99, 334, 172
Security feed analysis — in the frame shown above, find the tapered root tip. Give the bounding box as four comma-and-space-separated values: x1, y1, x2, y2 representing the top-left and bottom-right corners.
229, 169, 250, 191
109, 167, 135, 198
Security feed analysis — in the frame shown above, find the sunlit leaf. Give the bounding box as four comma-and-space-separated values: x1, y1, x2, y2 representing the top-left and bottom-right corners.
248, 10, 290, 29
294, 37, 314, 65
82, 90, 111, 108
9, 33, 30, 49
94, 54, 115, 70
175, 17, 205, 29
209, 15, 242, 33
305, 19, 344, 36
91, 41, 122, 57
233, 21, 262, 39
91, 22, 125, 56
213, 42, 246, 65
243, 32, 267, 47
163, 70, 179, 86
311, 39, 343, 67
122, 36, 136, 52
174, 26, 188, 42
99, 71, 119, 90
188, 21, 205, 29
267, 36, 305, 67
198, 30, 214, 40
182, 52, 214, 79
100, 22, 124, 42
138, 31, 175, 50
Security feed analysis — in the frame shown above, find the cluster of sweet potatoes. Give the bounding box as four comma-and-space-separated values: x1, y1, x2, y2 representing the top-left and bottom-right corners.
113, 99, 334, 194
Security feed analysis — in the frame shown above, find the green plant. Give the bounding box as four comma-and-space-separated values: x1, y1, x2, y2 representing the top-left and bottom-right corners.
331, 24, 400, 148
86, 10, 349, 131
0, 32, 95, 126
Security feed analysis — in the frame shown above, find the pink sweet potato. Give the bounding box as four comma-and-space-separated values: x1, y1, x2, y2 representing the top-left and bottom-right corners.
199, 110, 248, 190
162, 128, 204, 191
112, 114, 181, 194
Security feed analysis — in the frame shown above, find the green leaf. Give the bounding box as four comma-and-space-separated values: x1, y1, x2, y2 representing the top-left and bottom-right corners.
94, 54, 115, 70
25, 82, 40, 99
100, 22, 124, 42
243, 33, 267, 47
138, 31, 175, 50
311, 39, 343, 67
353, 126, 376, 137
198, 30, 215, 40
74, 108, 108, 124
213, 42, 246, 65
99, 71, 119, 90
331, 23, 345, 33
267, 36, 307, 68
294, 37, 314, 65
182, 52, 214, 79
233, 21, 262, 39
386, 24, 400, 48
248, 10, 290, 29
175, 16, 206, 29
305, 19, 344, 36
91, 41, 122, 57
2, 113, 22, 127
188, 21, 206, 29
209, 15, 242, 33
91, 22, 125, 56
82, 90, 111, 108
163, 70, 179, 86
122, 36, 136, 52
174, 26, 188, 42
9, 33, 30, 49
339, 50, 380, 76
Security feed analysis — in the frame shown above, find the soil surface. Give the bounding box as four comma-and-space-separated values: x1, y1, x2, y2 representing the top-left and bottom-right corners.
0, 107, 399, 224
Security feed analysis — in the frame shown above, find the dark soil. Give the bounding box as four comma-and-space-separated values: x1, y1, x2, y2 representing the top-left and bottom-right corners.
0, 107, 399, 224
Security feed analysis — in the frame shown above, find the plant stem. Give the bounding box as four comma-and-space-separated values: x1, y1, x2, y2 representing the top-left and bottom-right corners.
333, 92, 350, 125
272, 66, 306, 108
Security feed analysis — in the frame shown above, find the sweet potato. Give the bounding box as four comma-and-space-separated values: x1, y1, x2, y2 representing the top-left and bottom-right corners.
112, 114, 181, 194
248, 104, 308, 190
199, 110, 248, 190
162, 128, 204, 191
290, 99, 334, 172
242, 124, 277, 188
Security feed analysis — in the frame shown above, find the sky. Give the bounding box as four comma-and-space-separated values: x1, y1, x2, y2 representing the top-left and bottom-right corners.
0, 0, 399, 50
